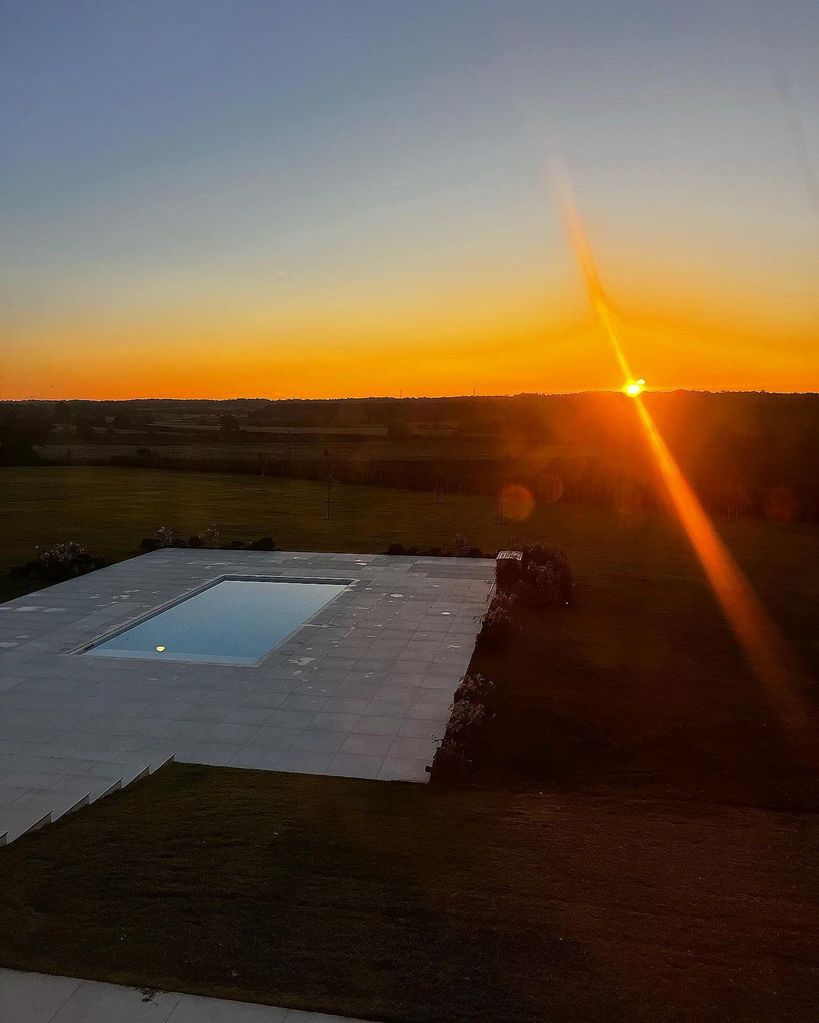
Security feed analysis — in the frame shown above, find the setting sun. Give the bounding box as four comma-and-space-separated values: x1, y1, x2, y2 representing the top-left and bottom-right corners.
624, 379, 646, 397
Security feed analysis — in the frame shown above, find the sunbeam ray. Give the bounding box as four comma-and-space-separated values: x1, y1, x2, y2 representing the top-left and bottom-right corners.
552, 160, 813, 746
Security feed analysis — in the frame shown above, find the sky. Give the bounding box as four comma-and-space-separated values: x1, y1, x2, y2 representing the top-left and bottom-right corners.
1, 0, 818, 399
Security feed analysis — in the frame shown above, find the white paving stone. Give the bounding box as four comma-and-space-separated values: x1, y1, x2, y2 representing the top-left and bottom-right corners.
0, 969, 82, 1023
0, 550, 493, 842
1, 968, 376, 1022
169, 993, 287, 1021
49, 977, 182, 1022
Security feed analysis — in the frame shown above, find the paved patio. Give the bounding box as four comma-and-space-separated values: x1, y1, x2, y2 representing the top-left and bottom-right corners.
0, 550, 493, 844
0, 968, 377, 1023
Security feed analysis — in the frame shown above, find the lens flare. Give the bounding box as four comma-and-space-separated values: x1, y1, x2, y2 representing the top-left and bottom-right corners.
632, 395, 808, 734
550, 158, 635, 385
552, 159, 812, 745
501, 483, 536, 520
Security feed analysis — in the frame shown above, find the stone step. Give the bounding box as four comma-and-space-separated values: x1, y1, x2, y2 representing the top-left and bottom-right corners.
0, 754, 175, 846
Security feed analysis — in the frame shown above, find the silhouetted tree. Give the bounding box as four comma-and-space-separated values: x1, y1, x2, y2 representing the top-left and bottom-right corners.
219, 414, 241, 436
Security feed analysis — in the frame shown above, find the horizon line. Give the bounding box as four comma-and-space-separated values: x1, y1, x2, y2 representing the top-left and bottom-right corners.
3, 388, 819, 404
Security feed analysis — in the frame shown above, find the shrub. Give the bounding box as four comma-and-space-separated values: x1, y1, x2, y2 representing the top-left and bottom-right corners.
516, 545, 574, 607
140, 530, 273, 556
386, 542, 406, 556
430, 673, 495, 784
37, 541, 97, 577
248, 536, 275, 551
199, 524, 220, 549
476, 591, 519, 649
453, 672, 495, 705
155, 525, 176, 549
9, 541, 107, 582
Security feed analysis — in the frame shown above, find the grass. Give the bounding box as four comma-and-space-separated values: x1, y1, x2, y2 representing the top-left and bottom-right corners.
466, 598, 819, 809
2, 465, 817, 611
0, 763, 816, 1023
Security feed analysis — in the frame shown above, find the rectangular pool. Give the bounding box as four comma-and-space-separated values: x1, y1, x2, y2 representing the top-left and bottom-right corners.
85, 578, 348, 665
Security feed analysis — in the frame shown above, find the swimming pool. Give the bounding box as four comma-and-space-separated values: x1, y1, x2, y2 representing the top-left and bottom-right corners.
84, 577, 348, 665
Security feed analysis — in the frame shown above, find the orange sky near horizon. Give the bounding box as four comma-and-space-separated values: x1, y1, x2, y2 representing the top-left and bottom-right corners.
4, 268, 817, 399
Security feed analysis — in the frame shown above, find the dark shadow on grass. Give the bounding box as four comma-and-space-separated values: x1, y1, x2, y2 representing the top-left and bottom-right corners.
1, 764, 818, 1022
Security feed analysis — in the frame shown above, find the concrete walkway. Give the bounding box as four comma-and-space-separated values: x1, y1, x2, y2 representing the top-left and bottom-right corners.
0, 550, 493, 843
0, 968, 379, 1023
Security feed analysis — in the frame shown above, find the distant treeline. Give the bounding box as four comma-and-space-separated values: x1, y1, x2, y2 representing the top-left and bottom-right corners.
2, 391, 818, 523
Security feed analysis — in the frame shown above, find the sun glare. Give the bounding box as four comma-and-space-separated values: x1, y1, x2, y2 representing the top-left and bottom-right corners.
553, 160, 810, 748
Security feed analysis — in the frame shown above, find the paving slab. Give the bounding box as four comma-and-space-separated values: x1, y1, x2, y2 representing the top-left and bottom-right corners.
0, 551, 493, 842
0, 969, 82, 1023
0, 969, 378, 1022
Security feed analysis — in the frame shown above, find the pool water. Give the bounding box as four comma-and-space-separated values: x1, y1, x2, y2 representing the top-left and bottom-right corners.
86, 578, 347, 665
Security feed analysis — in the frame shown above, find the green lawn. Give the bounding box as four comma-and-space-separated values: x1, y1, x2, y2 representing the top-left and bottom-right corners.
0, 764, 816, 1023
2, 466, 817, 617
465, 592, 819, 808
